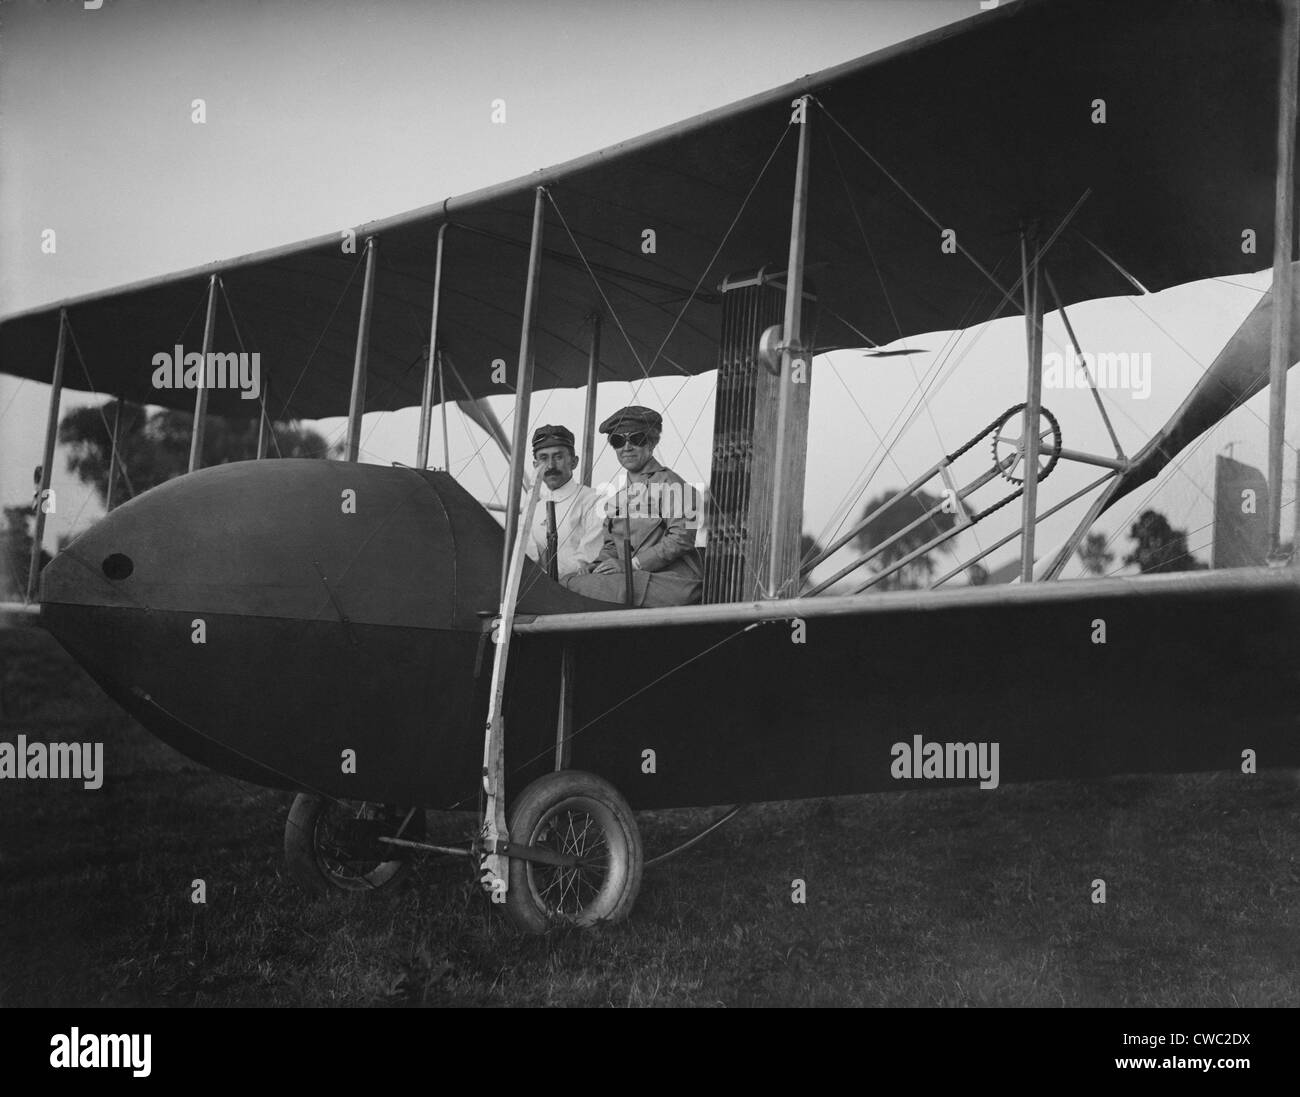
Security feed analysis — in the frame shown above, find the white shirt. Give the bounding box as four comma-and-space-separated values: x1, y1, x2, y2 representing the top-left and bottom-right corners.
524, 477, 607, 579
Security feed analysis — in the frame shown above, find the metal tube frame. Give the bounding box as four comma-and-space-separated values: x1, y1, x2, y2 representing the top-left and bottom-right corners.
806, 463, 1009, 596
932, 471, 1116, 588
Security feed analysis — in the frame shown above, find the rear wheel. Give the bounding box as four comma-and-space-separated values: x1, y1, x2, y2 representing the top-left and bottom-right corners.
505, 770, 642, 933
284, 794, 417, 895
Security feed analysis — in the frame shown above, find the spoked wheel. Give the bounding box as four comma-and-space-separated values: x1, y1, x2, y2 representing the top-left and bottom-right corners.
991, 403, 1062, 484
284, 794, 419, 896
505, 771, 642, 934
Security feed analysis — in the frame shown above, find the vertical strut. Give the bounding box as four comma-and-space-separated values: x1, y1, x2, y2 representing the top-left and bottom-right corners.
188, 274, 219, 473
417, 224, 448, 470
480, 473, 544, 898
768, 98, 812, 597
439, 353, 450, 472
1269, 0, 1299, 563
501, 187, 546, 596
1018, 230, 1045, 583
27, 309, 67, 603
581, 313, 601, 486
345, 236, 379, 462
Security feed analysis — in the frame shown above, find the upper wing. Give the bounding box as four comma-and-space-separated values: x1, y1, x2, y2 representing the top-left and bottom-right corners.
0, 0, 1288, 422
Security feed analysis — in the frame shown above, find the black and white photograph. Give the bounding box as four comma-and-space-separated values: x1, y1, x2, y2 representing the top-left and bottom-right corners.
1, 0, 1298, 1045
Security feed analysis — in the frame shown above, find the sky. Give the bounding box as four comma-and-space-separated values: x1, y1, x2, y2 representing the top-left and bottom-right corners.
2, 0, 1297, 586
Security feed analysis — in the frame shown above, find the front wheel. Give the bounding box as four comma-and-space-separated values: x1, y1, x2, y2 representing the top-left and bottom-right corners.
284, 794, 416, 896
505, 771, 643, 934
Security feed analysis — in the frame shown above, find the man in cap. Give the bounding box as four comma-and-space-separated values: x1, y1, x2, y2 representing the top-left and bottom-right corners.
525, 424, 607, 580
562, 406, 703, 607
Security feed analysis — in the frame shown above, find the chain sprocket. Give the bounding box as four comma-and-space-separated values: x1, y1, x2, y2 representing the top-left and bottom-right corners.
990, 403, 1063, 485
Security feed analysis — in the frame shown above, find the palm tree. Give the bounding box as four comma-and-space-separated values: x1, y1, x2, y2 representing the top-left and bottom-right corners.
854, 488, 959, 591
1075, 531, 1115, 577
1123, 510, 1206, 573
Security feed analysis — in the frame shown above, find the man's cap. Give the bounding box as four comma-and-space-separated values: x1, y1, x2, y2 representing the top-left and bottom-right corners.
532, 424, 576, 452
598, 406, 662, 435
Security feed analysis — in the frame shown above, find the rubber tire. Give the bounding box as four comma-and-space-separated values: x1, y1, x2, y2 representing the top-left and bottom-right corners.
505, 770, 643, 934
284, 793, 411, 896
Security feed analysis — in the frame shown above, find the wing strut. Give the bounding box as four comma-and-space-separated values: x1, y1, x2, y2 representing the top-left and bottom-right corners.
478, 473, 544, 901
580, 313, 601, 486
344, 236, 378, 462
1267, 0, 1299, 563
416, 223, 448, 470
767, 95, 813, 597
26, 309, 67, 603
1018, 229, 1045, 582
500, 187, 546, 596
187, 274, 220, 472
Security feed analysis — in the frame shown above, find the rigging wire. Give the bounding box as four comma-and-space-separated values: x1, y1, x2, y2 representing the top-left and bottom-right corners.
543, 121, 789, 401
219, 277, 284, 459
277, 253, 365, 414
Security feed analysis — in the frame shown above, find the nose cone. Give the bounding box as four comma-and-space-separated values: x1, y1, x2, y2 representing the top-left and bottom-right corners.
39, 460, 469, 798
42, 459, 455, 625
38, 459, 604, 803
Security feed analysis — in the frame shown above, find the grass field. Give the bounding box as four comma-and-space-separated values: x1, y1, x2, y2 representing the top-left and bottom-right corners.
3, 622, 1299, 1008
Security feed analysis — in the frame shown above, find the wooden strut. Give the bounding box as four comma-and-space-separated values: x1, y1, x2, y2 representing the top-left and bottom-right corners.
581, 313, 601, 487
479, 474, 545, 897
417, 223, 448, 470
27, 309, 67, 603
1268, 0, 1299, 563
1018, 230, 1045, 583
187, 274, 220, 473
554, 644, 575, 772
439, 353, 450, 472
767, 96, 812, 597
501, 187, 546, 596
344, 237, 378, 463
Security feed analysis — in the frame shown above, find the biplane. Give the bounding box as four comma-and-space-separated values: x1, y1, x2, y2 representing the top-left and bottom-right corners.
4, 0, 1300, 933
